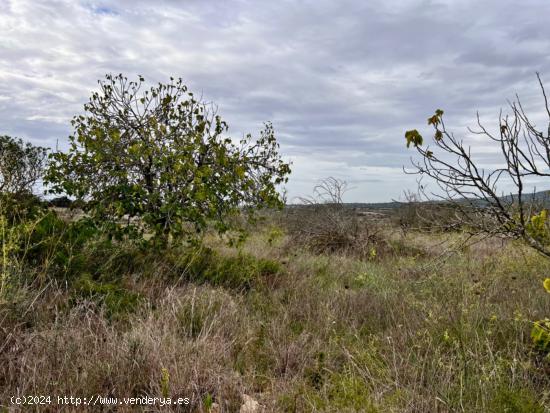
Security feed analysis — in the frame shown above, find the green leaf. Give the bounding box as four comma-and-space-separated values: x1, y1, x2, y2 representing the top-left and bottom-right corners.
405, 129, 423, 148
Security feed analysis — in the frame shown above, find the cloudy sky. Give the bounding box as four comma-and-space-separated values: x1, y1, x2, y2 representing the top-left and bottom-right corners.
1, 0, 550, 202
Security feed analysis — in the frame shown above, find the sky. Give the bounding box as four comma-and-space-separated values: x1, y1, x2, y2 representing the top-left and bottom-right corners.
1, 0, 550, 202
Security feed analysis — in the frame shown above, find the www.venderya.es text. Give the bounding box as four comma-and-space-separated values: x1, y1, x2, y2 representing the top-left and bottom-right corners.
10, 395, 190, 407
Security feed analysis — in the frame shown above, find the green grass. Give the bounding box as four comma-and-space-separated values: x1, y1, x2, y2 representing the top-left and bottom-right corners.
1, 222, 550, 412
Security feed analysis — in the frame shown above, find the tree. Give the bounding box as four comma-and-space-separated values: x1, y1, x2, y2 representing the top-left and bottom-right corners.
405, 74, 550, 257
0, 135, 47, 195
46, 74, 291, 243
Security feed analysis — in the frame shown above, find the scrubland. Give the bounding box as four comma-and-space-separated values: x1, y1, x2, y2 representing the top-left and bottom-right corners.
1, 209, 550, 412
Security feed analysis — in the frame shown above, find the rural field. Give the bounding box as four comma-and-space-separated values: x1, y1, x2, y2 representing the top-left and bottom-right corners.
1, 202, 550, 412
3, 2, 550, 411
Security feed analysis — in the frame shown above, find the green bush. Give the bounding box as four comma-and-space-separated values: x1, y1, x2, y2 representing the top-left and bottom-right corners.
305, 370, 379, 412
531, 319, 550, 354
1, 200, 55, 294
488, 386, 545, 413
0, 192, 47, 223
13, 209, 149, 282
71, 273, 141, 319
176, 246, 281, 290
13, 212, 104, 279
531, 278, 550, 357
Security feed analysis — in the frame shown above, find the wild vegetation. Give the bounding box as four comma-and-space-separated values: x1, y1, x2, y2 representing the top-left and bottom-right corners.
45, 74, 290, 245
2, 204, 550, 412
1, 75, 550, 412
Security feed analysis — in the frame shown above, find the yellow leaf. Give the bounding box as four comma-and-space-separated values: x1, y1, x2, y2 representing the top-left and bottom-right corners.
543, 278, 550, 293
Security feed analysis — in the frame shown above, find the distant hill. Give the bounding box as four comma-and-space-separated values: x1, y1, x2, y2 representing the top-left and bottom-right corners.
286, 189, 550, 211
341, 201, 402, 210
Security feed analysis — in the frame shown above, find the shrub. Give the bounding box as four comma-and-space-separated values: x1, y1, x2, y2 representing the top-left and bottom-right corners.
531, 278, 550, 357
48, 196, 73, 208
12, 212, 102, 279
488, 386, 545, 413
531, 319, 550, 354
285, 178, 385, 258
393, 198, 463, 233
71, 273, 141, 319
0, 203, 140, 283
0, 199, 53, 294
176, 246, 281, 290
0, 192, 47, 223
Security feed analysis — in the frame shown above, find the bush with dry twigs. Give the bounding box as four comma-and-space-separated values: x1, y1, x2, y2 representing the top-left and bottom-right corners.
285, 177, 385, 258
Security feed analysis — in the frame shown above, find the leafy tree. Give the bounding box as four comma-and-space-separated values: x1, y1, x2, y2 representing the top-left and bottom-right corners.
0, 135, 47, 195
46, 74, 291, 243
0, 136, 48, 223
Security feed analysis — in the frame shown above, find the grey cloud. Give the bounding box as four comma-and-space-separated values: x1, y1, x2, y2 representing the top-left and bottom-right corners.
1, 0, 550, 202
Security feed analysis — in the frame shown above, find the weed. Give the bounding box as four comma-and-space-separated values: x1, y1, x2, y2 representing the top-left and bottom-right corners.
71, 273, 141, 319
176, 246, 281, 290
160, 367, 170, 398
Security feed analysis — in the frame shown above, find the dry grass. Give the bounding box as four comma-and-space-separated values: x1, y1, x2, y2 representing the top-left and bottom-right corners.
1, 216, 550, 412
